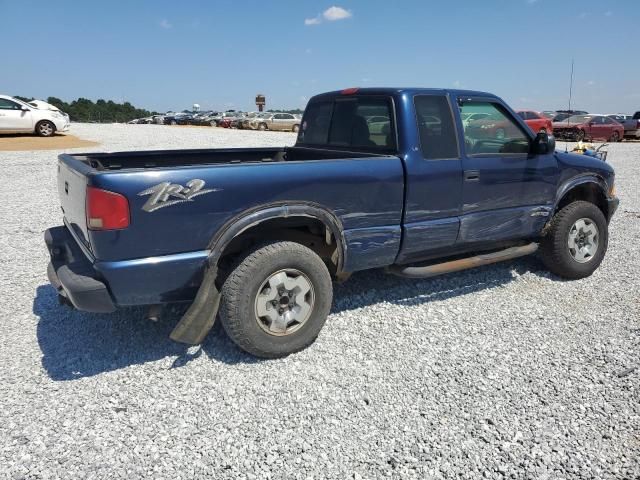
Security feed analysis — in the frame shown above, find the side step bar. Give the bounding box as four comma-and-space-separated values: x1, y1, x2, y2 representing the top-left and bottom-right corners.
387, 243, 538, 279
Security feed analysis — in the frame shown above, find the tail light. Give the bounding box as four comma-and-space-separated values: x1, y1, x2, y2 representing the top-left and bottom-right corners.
341, 87, 359, 95
86, 186, 130, 230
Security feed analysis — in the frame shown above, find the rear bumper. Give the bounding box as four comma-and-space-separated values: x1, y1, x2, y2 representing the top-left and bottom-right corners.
45, 226, 116, 313
45, 225, 209, 309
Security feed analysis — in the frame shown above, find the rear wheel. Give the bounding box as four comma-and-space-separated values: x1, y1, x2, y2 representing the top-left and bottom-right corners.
258, 123, 267, 131
540, 201, 608, 279
219, 241, 333, 358
292, 124, 300, 133
170, 120, 177, 126
35, 120, 55, 137
576, 129, 586, 142
610, 131, 621, 142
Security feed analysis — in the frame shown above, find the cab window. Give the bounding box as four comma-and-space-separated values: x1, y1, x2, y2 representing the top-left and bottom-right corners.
299, 96, 395, 150
460, 102, 529, 156
414, 95, 459, 159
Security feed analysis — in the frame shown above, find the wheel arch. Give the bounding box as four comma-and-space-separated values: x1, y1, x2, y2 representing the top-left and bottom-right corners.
207, 202, 347, 277
552, 176, 609, 220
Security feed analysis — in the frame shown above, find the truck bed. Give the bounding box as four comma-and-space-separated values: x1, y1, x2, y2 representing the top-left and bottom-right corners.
57, 145, 405, 303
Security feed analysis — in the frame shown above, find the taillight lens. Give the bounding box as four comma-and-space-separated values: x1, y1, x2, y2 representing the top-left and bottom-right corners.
86, 186, 130, 230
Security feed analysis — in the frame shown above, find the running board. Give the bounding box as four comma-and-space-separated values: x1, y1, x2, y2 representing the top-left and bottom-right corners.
387, 243, 538, 279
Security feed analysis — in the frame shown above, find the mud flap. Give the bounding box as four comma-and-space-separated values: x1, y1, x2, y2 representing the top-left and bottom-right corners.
170, 267, 221, 345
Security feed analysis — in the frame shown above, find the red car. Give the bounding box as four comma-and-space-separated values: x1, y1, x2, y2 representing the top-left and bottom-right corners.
552, 114, 624, 142
516, 110, 553, 134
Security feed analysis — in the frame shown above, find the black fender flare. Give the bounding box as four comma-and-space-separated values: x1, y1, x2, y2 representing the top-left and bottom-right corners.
206, 201, 347, 274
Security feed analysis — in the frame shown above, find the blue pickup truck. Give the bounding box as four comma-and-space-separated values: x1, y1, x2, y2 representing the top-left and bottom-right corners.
45, 88, 619, 357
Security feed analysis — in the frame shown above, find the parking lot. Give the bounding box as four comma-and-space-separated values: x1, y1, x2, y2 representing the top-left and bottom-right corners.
1, 124, 638, 479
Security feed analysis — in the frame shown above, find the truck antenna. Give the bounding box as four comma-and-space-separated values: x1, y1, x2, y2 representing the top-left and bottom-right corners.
566, 59, 574, 152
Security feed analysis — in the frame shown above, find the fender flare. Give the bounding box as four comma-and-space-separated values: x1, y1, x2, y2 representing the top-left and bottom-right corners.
206, 201, 347, 274
552, 174, 609, 214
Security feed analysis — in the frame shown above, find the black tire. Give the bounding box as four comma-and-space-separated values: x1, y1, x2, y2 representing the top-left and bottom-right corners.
539, 201, 608, 279
539, 127, 547, 134
219, 241, 333, 358
576, 129, 586, 142
292, 124, 300, 133
610, 131, 621, 142
258, 123, 267, 131
35, 120, 55, 137
171, 120, 177, 125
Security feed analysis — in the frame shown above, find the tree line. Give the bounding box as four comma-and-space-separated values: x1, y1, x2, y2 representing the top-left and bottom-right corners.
14, 96, 156, 123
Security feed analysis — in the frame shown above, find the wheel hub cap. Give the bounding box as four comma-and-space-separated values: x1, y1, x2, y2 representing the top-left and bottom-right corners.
254, 269, 314, 336
567, 218, 599, 263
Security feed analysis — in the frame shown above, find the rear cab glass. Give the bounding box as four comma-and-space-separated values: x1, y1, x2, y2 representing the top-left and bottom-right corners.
298, 95, 396, 152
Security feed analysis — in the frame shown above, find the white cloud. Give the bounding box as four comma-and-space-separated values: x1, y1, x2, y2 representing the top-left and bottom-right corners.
453, 80, 461, 88
587, 80, 596, 86
605, 10, 612, 16
159, 19, 172, 29
305, 48, 313, 54
305, 6, 352, 26
362, 77, 372, 83
323, 6, 352, 21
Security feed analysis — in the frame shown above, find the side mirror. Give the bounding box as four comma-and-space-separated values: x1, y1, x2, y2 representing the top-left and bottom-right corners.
21, 106, 30, 111
532, 131, 555, 155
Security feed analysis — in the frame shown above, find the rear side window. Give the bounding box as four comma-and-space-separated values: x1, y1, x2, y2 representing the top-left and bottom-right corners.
299, 96, 395, 150
414, 95, 459, 160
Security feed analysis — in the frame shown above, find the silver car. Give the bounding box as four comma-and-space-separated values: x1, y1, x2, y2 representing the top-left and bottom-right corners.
251, 113, 301, 132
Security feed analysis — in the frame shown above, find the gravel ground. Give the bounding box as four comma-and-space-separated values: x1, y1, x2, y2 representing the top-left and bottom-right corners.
0, 124, 638, 479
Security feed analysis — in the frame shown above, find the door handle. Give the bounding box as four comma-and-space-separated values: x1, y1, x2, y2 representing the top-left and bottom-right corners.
464, 170, 480, 181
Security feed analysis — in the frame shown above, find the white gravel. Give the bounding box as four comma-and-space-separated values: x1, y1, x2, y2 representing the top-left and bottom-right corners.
0, 124, 638, 479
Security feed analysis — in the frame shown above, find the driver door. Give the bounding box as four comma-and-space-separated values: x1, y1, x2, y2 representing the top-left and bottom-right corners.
457, 98, 559, 245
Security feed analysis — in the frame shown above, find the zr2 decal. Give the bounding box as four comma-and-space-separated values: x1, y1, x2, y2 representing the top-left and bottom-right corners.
138, 179, 219, 212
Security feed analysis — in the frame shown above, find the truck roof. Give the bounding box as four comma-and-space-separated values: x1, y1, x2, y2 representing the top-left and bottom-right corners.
310, 87, 500, 100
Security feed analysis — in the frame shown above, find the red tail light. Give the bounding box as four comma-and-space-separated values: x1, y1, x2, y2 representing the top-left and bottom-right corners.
341, 87, 359, 95
86, 186, 130, 230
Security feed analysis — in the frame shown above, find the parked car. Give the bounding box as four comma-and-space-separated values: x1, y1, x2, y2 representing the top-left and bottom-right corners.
516, 110, 553, 134
553, 114, 624, 142
45, 87, 618, 358
607, 113, 640, 140
251, 113, 301, 132
236, 112, 261, 129
540, 111, 557, 119
211, 111, 240, 127
461, 112, 491, 127
0, 94, 70, 137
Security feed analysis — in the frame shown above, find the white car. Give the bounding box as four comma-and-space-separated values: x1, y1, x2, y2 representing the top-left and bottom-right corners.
0, 94, 70, 137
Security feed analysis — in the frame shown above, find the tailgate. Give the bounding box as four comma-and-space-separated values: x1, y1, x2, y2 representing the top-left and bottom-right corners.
57, 155, 91, 250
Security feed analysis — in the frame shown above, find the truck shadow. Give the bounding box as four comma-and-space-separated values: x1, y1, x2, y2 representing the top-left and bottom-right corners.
34, 256, 545, 381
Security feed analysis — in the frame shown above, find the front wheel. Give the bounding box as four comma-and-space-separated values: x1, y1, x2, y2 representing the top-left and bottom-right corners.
292, 124, 300, 133
610, 131, 621, 142
576, 129, 586, 142
35, 120, 55, 137
258, 123, 267, 131
219, 241, 333, 358
539, 201, 608, 279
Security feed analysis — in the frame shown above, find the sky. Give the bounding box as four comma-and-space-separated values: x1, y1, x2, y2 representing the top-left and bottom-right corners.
1, 0, 638, 113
